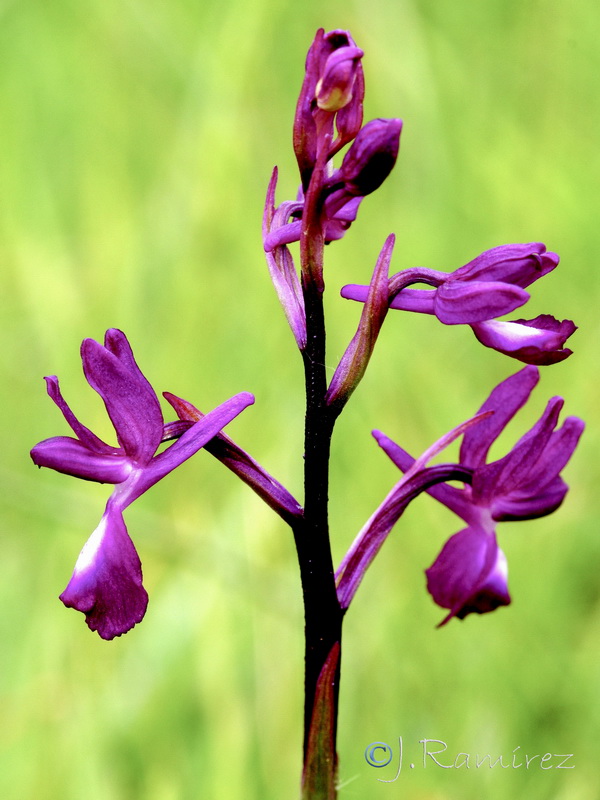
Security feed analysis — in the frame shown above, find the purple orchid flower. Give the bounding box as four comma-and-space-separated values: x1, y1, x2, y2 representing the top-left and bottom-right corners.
341, 243, 576, 364
30, 329, 254, 639
374, 365, 584, 625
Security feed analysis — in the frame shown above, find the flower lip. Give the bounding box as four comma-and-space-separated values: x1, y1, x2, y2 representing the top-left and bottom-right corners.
471, 315, 576, 364
375, 365, 583, 625
59, 506, 148, 640
425, 526, 511, 626
340, 243, 573, 362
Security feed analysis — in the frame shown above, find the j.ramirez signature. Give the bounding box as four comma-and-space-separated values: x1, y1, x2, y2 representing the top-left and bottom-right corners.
365, 737, 574, 782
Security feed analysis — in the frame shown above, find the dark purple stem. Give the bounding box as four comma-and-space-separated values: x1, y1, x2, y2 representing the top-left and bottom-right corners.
299, 282, 343, 751
295, 150, 344, 796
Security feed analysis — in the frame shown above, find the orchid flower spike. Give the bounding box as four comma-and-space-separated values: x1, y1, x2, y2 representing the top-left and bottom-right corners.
31, 329, 254, 639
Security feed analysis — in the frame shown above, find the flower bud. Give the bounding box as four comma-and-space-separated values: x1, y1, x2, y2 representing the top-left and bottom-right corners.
340, 118, 402, 196
293, 29, 364, 185
315, 45, 363, 112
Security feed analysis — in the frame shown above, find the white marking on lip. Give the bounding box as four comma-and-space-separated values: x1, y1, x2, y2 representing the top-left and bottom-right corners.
73, 516, 108, 575
482, 320, 546, 345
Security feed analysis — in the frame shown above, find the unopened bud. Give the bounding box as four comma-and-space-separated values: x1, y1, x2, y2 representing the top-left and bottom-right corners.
340, 118, 402, 196
316, 45, 363, 112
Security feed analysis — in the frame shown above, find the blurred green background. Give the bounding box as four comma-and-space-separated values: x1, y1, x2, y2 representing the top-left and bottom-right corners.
1, 0, 598, 798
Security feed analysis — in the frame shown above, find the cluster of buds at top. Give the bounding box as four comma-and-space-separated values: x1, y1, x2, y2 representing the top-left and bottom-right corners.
293, 28, 366, 188
263, 29, 402, 348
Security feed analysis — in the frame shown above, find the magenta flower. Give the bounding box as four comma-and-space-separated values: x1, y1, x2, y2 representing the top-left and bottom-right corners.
341, 243, 577, 364
375, 366, 584, 625
31, 329, 254, 639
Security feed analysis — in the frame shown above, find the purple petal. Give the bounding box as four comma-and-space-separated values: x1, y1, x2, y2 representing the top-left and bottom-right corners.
516, 416, 585, 493
425, 527, 510, 626
473, 396, 563, 502
434, 280, 529, 324
103, 329, 161, 405
31, 436, 133, 483
332, 63, 364, 151
81, 334, 164, 464
340, 283, 368, 303
323, 196, 363, 243
492, 476, 569, 521
471, 315, 576, 364
387, 287, 436, 313
328, 195, 362, 224
44, 376, 115, 454
60, 506, 148, 640
459, 365, 539, 468
450, 243, 559, 288
263, 220, 303, 250
129, 392, 255, 501
489, 415, 584, 520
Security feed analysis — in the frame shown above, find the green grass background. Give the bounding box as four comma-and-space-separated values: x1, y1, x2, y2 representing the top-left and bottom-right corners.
1, 0, 598, 798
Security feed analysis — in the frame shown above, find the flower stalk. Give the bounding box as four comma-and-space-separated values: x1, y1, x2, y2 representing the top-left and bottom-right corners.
297, 170, 343, 791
